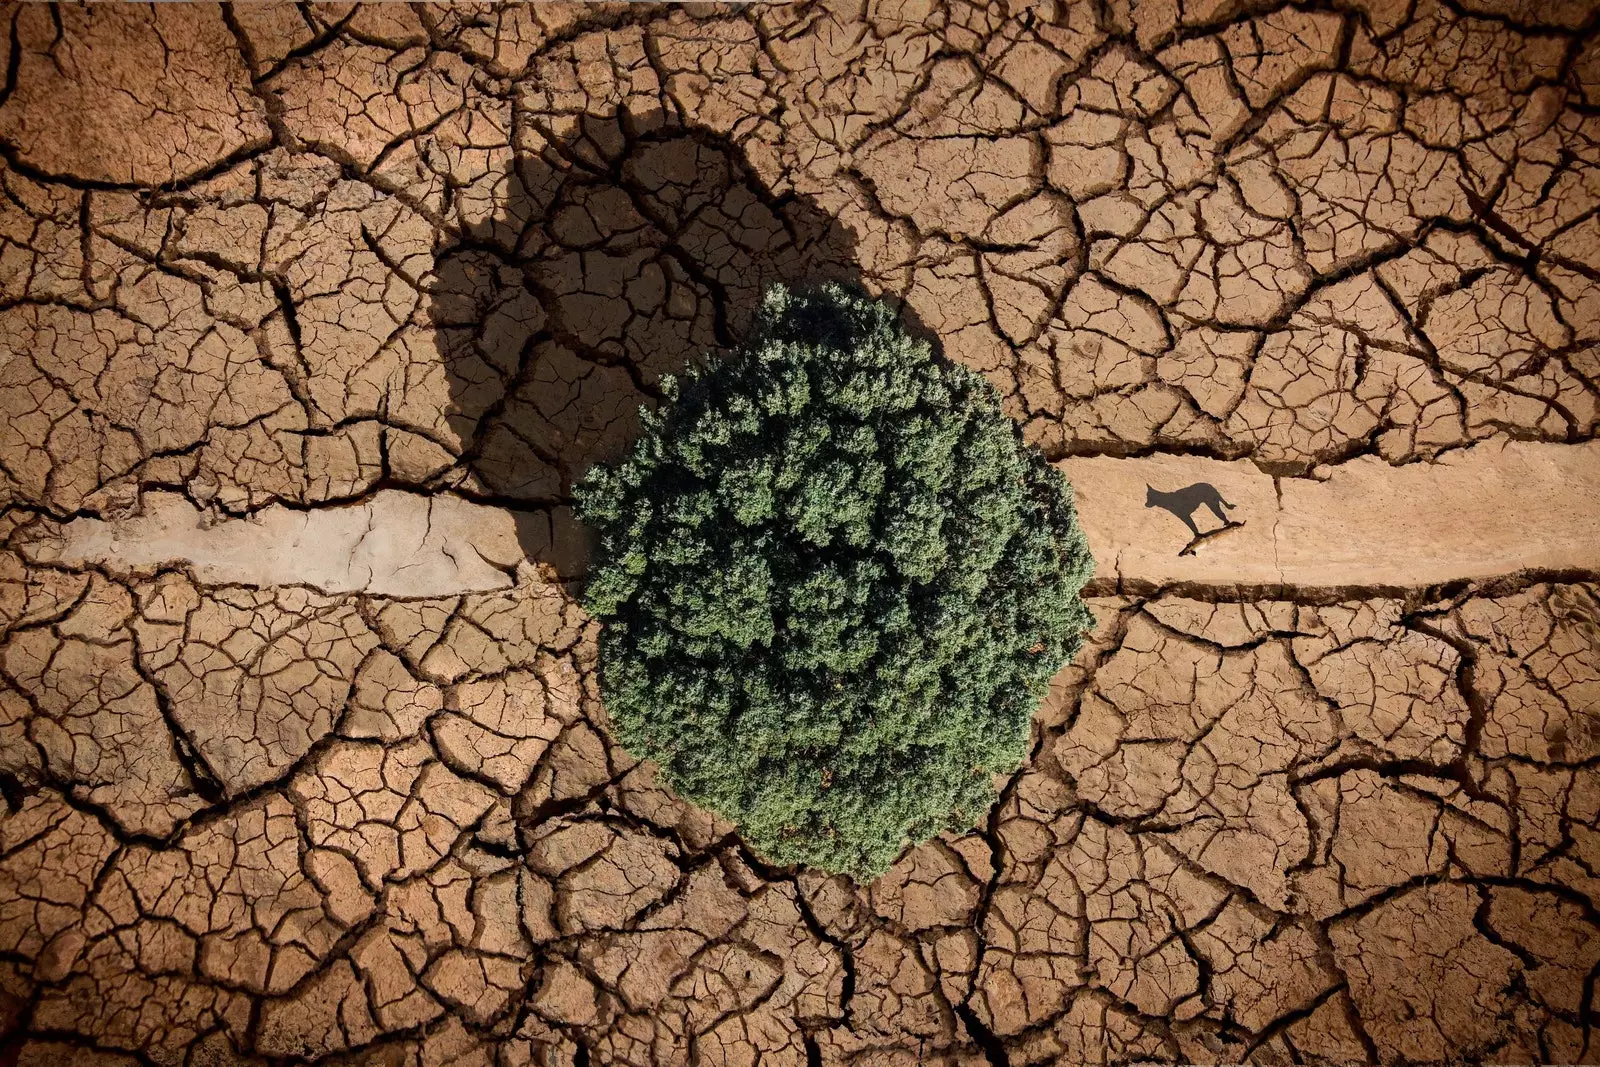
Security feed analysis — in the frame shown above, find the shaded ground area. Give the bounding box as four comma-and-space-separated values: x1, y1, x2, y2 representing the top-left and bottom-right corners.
1, 2, 1599, 1064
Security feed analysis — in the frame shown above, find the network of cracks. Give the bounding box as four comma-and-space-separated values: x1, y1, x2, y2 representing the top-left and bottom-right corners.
1, 1, 1599, 1063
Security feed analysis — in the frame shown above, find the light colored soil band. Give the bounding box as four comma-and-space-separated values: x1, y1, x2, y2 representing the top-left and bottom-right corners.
1061, 439, 1600, 592
29, 440, 1598, 598
27, 490, 529, 597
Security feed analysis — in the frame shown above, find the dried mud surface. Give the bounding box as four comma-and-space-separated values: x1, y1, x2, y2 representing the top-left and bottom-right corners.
1, 2, 1599, 1064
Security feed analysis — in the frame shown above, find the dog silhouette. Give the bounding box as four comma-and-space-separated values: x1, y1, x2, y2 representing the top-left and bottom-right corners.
1145, 482, 1236, 541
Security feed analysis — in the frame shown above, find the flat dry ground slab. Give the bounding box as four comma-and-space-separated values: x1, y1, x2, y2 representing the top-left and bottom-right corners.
1, 3, 1599, 1065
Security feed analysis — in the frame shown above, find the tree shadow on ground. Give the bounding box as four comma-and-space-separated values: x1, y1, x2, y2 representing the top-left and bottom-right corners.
428, 106, 862, 580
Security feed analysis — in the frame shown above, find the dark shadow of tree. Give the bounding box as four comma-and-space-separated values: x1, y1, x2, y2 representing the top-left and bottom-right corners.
428, 106, 862, 580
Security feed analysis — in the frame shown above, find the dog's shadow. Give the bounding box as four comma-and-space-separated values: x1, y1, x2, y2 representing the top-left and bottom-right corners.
1144, 481, 1246, 557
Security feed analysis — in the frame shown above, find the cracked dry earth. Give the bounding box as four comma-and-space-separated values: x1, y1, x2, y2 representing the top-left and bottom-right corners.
2, 3, 1600, 1066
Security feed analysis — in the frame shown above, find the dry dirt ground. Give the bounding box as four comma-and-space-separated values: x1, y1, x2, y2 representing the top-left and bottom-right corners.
2, 2, 1600, 1065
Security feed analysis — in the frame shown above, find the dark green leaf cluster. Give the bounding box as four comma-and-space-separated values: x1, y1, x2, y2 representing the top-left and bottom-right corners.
576, 284, 1095, 879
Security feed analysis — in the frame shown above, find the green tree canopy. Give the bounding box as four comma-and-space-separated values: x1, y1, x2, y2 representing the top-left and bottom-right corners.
577, 284, 1095, 878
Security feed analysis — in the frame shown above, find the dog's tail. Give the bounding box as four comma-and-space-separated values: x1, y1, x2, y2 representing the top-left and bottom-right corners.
1218, 496, 1235, 509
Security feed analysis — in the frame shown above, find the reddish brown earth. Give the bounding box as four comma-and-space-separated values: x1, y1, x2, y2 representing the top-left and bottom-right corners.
1, 3, 1599, 1065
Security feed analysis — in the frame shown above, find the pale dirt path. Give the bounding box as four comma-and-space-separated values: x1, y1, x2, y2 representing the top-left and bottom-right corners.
27, 490, 532, 597
35, 440, 1599, 599
1063, 439, 1600, 593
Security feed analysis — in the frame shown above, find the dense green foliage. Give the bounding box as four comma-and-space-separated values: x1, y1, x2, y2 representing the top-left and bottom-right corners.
577, 284, 1095, 878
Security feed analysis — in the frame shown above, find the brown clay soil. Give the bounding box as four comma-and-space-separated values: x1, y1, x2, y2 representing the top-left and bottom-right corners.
2, 3, 1600, 1064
